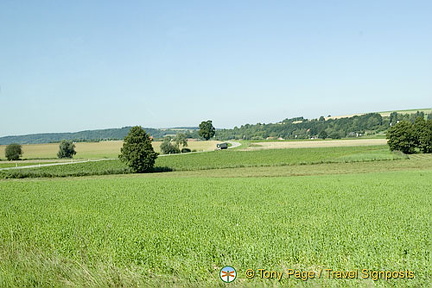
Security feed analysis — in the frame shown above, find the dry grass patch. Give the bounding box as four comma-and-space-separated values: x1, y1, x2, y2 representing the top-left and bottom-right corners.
0, 140, 222, 160
244, 139, 387, 150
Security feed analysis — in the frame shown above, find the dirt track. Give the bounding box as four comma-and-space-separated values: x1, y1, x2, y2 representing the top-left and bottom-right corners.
245, 139, 387, 150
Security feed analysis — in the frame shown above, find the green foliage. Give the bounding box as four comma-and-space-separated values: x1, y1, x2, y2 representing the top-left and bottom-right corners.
160, 136, 180, 154
387, 118, 432, 154
414, 117, 432, 153
57, 140, 77, 158
5, 143, 23, 160
198, 120, 215, 140
318, 130, 328, 139
386, 121, 416, 154
174, 133, 188, 148
0, 171, 430, 286
217, 113, 386, 140
0, 160, 129, 179
160, 134, 189, 154
119, 126, 158, 173
329, 132, 341, 139
181, 148, 191, 153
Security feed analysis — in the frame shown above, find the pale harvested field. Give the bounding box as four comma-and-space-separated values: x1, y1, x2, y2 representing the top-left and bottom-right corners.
0, 140, 221, 160
326, 108, 431, 120
245, 139, 388, 150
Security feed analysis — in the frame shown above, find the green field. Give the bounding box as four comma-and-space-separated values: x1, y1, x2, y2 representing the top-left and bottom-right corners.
1, 144, 431, 287
1, 172, 430, 287
0, 145, 406, 179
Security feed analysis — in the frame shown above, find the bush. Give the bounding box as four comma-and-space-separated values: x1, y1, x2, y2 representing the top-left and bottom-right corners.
5, 143, 23, 160
181, 148, 191, 153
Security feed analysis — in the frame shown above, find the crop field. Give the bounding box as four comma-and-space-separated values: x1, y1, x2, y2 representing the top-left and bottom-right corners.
0, 140, 220, 160
0, 143, 431, 287
0, 171, 431, 287
326, 108, 432, 120
0, 162, 60, 169
0, 145, 405, 179
244, 139, 387, 150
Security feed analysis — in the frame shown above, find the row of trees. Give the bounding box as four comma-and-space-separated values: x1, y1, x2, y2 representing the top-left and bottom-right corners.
216, 112, 432, 140
4, 140, 77, 161
386, 118, 432, 154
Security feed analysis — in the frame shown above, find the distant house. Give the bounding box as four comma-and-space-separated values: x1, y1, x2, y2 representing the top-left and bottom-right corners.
217, 143, 228, 149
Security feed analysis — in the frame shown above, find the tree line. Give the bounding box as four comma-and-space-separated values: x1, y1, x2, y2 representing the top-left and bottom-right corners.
215, 112, 432, 140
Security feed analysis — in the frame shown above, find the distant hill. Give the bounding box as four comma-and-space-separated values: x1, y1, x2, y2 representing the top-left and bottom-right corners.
1, 108, 430, 145
216, 108, 432, 141
0, 127, 199, 145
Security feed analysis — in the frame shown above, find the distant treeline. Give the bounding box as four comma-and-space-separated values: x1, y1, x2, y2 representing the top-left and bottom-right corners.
0, 127, 199, 145
2, 111, 431, 145
215, 111, 432, 140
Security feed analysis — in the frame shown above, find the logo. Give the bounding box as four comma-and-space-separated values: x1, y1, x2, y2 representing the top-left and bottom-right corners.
220, 266, 237, 283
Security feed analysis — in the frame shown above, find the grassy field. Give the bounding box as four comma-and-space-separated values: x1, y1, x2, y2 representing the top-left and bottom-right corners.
0, 171, 430, 287
0, 162, 60, 169
0, 140, 221, 160
0, 144, 431, 287
0, 145, 406, 179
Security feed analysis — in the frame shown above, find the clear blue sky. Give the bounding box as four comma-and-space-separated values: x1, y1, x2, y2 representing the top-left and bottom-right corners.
1, 0, 431, 136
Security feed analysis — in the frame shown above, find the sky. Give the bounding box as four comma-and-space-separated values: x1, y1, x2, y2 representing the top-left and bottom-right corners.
0, 0, 431, 136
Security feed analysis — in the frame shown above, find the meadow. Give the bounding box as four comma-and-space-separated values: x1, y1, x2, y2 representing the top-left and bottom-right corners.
0, 171, 430, 287
0, 145, 406, 179
0, 143, 431, 287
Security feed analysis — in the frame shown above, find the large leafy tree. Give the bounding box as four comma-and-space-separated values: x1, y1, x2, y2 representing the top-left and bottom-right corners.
386, 121, 416, 154
198, 120, 215, 140
414, 118, 432, 153
5, 143, 23, 160
119, 126, 158, 172
57, 140, 77, 158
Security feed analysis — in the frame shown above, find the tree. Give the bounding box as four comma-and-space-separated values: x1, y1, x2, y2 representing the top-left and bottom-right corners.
386, 121, 416, 154
160, 136, 180, 154
414, 118, 432, 153
5, 143, 23, 160
318, 130, 328, 139
198, 120, 215, 140
175, 133, 188, 148
119, 126, 158, 172
57, 140, 76, 158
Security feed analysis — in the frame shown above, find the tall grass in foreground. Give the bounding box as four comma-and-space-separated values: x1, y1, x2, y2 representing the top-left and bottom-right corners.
0, 171, 430, 287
